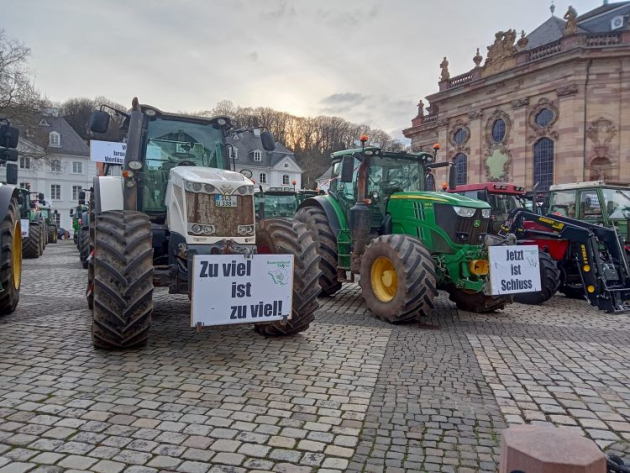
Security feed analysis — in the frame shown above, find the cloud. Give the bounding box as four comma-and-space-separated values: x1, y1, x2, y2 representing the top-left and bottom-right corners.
320, 92, 368, 106
247, 52, 259, 62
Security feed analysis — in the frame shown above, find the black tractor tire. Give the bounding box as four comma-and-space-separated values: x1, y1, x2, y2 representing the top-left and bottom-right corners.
92, 211, 154, 349
359, 234, 438, 324
513, 251, 560, 305
48, 225, 58, 243
0, 197, 21, 315
559, 284, 585, 300
254, 218, 321, 336
79, 227, 90, 269
294, 206, 342, 296
23, 222, 41, 259
41, 223, 47, 251
87, 199, 95, 310
448, 289, 513, 313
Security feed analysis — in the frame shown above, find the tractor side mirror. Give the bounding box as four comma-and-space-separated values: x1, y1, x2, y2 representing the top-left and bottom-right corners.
260, 131, 276, 151
70, 209, 74, 216
38, 192, 45, 202
89, 110, 111, 134
448, 164, 457, 191
78, 190, 86, 202
6, 163, 17, 185
0, 124, 20, 149
340, 157, 354, 183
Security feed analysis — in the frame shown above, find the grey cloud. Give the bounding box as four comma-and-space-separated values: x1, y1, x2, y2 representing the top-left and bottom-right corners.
320, 93, 369, 106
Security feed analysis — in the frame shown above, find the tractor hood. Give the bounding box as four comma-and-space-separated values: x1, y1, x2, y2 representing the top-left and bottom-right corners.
169, 166, 254, 195
389, 191, 491, 208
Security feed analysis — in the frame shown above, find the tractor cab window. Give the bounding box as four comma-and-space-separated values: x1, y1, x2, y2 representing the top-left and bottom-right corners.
549, 190, 576, 217
330, 158, 360, 201
368, 155, 423, 197
602, 188, 630, 220
578, 191, 602, 220
143, 118, 227, 212
487, 194, 521, 222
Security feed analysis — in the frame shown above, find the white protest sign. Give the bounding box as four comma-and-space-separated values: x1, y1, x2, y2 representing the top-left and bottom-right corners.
20, 219, 29, 238
489, 245, 541, 295
90, 140, 126, 165
191, 254, 294, 327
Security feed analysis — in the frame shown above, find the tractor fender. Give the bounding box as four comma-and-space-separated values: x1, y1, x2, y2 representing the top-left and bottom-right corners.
93, 176, 124, 214
297, 196, 343, 237
0, 185, 19, 224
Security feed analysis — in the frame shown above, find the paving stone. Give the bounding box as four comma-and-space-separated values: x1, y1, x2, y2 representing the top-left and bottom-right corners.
30, 453, 65, 465
91, 460, 126, 473
212, 452, 245, 466
57, 455, 98, 470
0, 463, 36, 473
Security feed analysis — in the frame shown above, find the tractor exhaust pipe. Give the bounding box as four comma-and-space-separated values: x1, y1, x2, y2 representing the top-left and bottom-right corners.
123, 98, 144, 211
350, 153, 372, 273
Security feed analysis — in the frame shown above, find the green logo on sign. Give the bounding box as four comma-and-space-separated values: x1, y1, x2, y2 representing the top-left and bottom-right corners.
473, 220, 481, 228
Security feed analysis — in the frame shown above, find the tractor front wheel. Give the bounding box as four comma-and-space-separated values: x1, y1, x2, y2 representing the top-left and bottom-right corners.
48, 225, 58, 243
0, 197, 21, 315
514, 251, 560, 305
23, 222, 41, 259
448, 288, 512, 313
359, 234, 438, 323
92, 211, 154, 349
254, 218, 321, 336
294, 206, 342, 296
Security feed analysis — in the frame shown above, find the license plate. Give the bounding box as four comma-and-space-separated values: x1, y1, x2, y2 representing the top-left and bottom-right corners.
215, 195, 237, 208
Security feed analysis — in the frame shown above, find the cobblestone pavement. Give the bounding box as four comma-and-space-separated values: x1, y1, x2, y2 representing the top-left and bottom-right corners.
0, 242, 628, 472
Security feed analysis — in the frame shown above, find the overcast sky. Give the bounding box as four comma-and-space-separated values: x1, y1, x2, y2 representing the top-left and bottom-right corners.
2, 0, 601, 142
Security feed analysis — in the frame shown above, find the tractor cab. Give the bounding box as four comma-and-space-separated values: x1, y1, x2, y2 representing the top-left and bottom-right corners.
450, 183, 530, 234
255, 187, 299, 219
297, 190, 318, 203
548, 181, 630, 243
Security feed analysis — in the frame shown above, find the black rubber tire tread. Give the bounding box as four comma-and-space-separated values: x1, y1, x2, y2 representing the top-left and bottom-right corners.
0, 197, 21, 315
48, 225, 58, 243
254, 218, 321, 336
23, 222, 41, 259
513, 251, 560, 305
448, 288, 513, 313
359, 234, 438, 324
79, 227, 90, 269
41, 222, 46, 251
92, 210, 154, 349
87, 199, 95, 310
294, 206, 342, 296
559, 284, 585, 300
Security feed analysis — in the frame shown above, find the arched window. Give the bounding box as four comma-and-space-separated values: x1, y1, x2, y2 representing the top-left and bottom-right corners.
492, 119, 506, 143
533, 138, 554, 193
453, 153, 467, 185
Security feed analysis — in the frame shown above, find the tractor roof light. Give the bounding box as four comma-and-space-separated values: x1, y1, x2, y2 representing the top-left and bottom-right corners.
360, 134, 369, 143
433, 143, 441, 150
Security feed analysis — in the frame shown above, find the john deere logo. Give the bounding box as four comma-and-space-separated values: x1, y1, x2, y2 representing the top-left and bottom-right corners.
473, 220, 481, 228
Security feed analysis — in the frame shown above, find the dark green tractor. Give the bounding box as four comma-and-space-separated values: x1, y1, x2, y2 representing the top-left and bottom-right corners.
71, 190, 90, 268
39, 203, 59, 244
295, 145, 530, 322
17, 188, 45, 259
255, 187, 300, 220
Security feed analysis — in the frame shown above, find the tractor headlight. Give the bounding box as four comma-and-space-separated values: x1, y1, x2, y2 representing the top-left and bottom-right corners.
238, 225, 255, 235
202, 225, 215, 235
191, 224, 202, 234
237, 185, 253, 195
204, 184, 216, 194
192, 182, 203, 192
184, 181, 195, 192
453, 206, 476, 218
481, 209, 491, 219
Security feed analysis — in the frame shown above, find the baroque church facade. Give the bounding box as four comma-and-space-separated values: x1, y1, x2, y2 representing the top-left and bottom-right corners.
403, 2, 630, 193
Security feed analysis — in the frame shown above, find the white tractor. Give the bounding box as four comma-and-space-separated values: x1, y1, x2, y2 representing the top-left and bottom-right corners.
86, 98, 320, 349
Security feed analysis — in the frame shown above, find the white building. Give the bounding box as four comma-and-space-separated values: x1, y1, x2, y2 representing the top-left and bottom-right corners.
16, 111, 95, 234
227, 131, 302, 191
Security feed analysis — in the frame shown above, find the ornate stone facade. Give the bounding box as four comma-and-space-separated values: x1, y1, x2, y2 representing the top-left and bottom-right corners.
404, 3, 630, 191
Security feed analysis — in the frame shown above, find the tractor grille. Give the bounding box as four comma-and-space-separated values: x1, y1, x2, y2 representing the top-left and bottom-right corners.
185, 192, 254, 237
435, 204, 489, 245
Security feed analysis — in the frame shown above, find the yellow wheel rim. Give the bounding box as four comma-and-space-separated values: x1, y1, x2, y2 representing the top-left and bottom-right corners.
371, 256, 398, 302
13, 220, 21, 290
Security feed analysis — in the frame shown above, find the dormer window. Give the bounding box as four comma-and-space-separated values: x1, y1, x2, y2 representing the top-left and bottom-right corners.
39, 119, 50, 127
252, 150, 262, 162
49, 132, 61, 147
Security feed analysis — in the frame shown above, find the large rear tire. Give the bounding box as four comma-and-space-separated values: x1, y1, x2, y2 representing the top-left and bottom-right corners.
254, 218, 321, 336
86, 199, 95, 310
41, 222, 47, 252
23, 222, 41, 259
448, 289, 512, 313
514, 251, 560, 305
79, 227, 90, 269
92, 211, 154, 349
294, 206, 342, 296
48, 225, 58, 244
0, 197, 21, 315
359, 234, 438, 324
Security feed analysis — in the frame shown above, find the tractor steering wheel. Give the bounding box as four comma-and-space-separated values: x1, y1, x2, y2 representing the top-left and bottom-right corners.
177, 160, 196, 166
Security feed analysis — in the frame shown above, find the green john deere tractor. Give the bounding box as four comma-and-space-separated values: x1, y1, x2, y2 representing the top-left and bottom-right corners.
18, 188, 46, 259
39, 202, 59, 244
254, 187, 299, 220
296, 145, 520, 322
71, 203, 87, 246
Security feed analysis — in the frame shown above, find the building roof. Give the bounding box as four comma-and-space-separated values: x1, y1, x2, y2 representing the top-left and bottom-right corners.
35, 113, 90, 157
525, 1, 630, 49
227, 131, 300, 170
